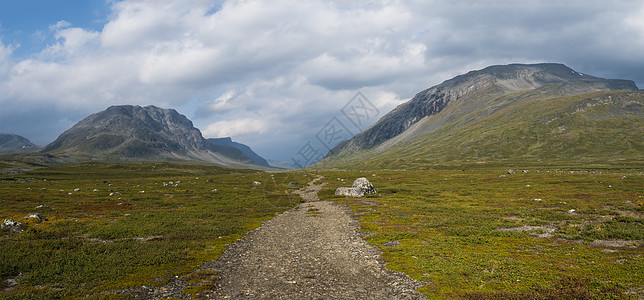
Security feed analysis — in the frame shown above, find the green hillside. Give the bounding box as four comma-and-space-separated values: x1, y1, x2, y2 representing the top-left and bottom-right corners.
317, 89, 644, 169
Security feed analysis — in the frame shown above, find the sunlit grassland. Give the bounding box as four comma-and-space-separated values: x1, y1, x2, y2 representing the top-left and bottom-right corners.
0, 162, 310, 299
320, 167, 643, 299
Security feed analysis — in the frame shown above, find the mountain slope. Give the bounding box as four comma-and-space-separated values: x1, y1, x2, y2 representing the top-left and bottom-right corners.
41, 105, 266, 167
0, 133, 39, 154
206, 137, 270, 167
318, 63, 642, 169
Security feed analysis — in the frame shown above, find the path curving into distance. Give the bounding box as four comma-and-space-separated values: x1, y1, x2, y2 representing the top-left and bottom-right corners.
199, 175, 426, 299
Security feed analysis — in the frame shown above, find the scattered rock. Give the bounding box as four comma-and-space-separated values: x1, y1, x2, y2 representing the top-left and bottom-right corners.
507, 169, 515, 174
2, 219, 24, 234
3, 273, 22, 291
288, 182, 299, 185
252, 181, 262, 185
34, 204, 52, 210
567, 209, 577, 214
24, 213, 47, 222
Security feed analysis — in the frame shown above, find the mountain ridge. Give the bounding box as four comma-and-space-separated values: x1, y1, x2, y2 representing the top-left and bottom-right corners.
40, 105, 270, 168
0, 133, 40, 155
319, 63, 642, 169
333, 63, 637, 153
206, 137, 270, 167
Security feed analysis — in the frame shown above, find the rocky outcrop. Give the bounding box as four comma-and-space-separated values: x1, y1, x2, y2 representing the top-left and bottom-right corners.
335, 177, 377, 197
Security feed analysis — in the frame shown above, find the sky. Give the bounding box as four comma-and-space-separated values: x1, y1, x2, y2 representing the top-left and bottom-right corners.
1, 0, 643, 166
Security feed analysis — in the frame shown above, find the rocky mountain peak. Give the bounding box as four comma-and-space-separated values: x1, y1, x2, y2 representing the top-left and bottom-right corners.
0, 133, 39, 154
331, 63, 638, 152
41, 105, 269, 168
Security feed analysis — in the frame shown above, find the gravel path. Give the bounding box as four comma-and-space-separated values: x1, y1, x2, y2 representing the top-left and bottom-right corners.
99, 175, 426, 299
199, 175, 426, 299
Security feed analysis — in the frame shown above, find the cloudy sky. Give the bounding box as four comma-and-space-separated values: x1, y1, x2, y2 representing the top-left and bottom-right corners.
1, 0, 643, 165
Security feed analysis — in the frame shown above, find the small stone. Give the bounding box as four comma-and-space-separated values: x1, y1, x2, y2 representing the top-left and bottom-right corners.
567, 209, 576, 214
2, 219, 24, 234
34, 205, 52, 210
507, 169, 515, 174
24, 213, 47, 222
252, 181, 262, 185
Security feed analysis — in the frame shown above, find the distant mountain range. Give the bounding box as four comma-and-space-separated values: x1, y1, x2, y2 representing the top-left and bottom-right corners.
318, 63, 643, 168
0, 133, 40, 155
2, 105, 270, 168
206, 137, 270, 167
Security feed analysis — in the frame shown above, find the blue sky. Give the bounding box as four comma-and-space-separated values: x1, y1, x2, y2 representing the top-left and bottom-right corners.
0, 0, 643, 166
0, 1, 109, 58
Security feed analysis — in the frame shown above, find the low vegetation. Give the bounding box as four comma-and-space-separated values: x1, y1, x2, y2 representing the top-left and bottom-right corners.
2, 162, 642, 299
320, 90, 644, 170
321, 167, 643, 299
0, 162, 309, 298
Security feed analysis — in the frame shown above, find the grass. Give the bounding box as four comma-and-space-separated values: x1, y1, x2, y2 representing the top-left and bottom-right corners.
2, 162, 642, 299
318, 90, 644, 170
0, 162, 310, 298
320, 167, 643, 299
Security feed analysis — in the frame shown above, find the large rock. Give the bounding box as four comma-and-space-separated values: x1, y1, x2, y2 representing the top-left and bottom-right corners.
335, 187, 365, 197
353, 177, 377, 195
335, 178, 377, 197
2, 219, 24, 234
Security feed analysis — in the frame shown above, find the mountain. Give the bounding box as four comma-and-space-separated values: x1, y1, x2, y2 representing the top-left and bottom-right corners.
318, 63, 642, 169
0, 133, 39, 154
41, 105, 268, 168
206, 137, 270, 167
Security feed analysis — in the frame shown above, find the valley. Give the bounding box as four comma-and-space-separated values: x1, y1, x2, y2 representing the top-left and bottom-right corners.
1, 163, 642, 299
1, 63, 642, 299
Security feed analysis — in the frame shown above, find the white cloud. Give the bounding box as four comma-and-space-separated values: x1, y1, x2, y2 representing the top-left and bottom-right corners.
0, 41, 14, 78
0, 0, 643, 158
203, 117, 269, 138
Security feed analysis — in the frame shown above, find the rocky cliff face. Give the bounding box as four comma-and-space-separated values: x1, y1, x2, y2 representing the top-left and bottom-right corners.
42, 105, 266, 167
332, 63, 637, 153
0, 133, 39, 154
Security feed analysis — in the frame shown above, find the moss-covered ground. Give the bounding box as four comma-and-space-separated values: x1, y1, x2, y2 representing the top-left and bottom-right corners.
0, 162, 310, 299
1, 162, 642, 299
320, 167, 643, 299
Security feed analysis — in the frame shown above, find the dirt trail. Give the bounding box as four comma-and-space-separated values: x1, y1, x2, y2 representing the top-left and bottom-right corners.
102, 175, 425, 299
199, 175, 425, 299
